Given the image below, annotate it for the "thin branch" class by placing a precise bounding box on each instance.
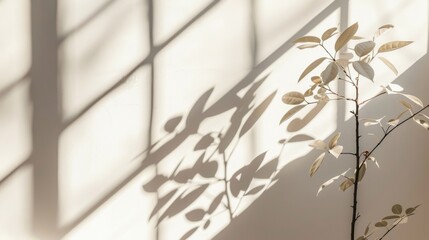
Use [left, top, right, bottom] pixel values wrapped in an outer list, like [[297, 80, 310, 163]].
[[378, 217, 405, 240], [359, 91, 387, 105], [360, 104, 429, 168]]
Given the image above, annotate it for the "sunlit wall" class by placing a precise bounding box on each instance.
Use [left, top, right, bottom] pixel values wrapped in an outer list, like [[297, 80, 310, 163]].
[[0, 0, 427, 239]]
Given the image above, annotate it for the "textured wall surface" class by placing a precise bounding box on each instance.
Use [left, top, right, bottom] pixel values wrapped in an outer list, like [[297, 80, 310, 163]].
[[0, 0, 427, 239]]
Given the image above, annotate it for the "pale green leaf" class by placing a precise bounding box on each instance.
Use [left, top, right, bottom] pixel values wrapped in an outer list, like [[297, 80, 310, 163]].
[[317, 168, 350, 196], [400, 93, 423, 107], [339, 178, 354, 191], [309, 140, 327, 150]]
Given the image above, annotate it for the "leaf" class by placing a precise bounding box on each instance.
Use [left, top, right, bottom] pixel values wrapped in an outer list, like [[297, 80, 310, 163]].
[[328, 132, 341, 149], [375, 221, 388, 227], [309, 152, 326, 177], [309, 140, 327, 150], [356, 236, 366, 240], [329, 145, 343, 159], [400, 93, 423, 107], [361, 117, 384, 126], [180, 227, 198, 240], [297, 43, 319, 49], [298, 58, 326, 81], [339, 52, 354, 60], [354, 41, 376, 57], [255, 157, 279, 178], [240, 91, 276, 137], [387, 83, 403, 92], [311, 76, 322, 84], [207, 193, 224, 214], [383, 215, 401, 220], [194, 134, 215, 150], [375, 24, 394, 37], [392, 204, 403, 214], [367, 156, 380, 168], [358, 162, 367, 182], [149, 189, 178, 219], [378, 41, 413, 53], [282, 92, 305, 105], [322, 27, 337, 41], [387, 118, 399, 126], [294, 36, 320, 43], [143, 175, 169, 192], [365, 223, 370, 235], [335, 22, 359, 52], [352, 61, 374, 81], [400, 100, 412, 109], [199, 161, 218, 178], [339, 178, 354, 191], [378, 57, 398, 75], [280, 105, 306, 124], [406, 204, 421, 215], [203, 219, 211, 229], [245, 185, 265, 196], [164, 116, 183, 133], [185, 209, 206, 221], [414, 117, 429, 130], [394, 217, 408, 225], [321, 62, 339, 84], [317, 168, 350, 196]]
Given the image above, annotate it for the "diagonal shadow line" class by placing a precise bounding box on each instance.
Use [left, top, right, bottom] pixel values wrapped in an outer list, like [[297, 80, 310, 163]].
[[0, 160, 30, 186], [59, 0, 342, 235], [58, 0, 119, 44], [62, 0, 222, 130], [0, 71, 30, 99]]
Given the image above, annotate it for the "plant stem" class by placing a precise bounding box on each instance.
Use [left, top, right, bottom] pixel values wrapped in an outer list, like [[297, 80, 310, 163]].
[[222, 152, 233, 220], [378, 217, 405, 240], [351, 77, 360, 240]]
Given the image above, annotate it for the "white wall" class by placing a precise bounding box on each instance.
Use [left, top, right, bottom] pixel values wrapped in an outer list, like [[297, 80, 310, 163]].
[[0, 0, 427, 239]]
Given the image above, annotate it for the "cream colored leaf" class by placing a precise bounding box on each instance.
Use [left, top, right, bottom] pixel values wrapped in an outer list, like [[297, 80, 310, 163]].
[[388, 83, 403, 92], [378, 41, 413, 53], [358, 162, 367, 182], [339, 52, 354, 60], [400, 93, 423, 107], [329, 145, 343, 159], [352, 61, 374, 81], [378, 56, 398, 75], [294, 36, 321, 43], [317, 168, 350, 196], [361, 117, 384, 126], [321, 62, 339, 84], [311, 76, 322, 84], [368, 156, 380, 168], [309, 140, 327, 150], [351, 36, 365, 40], [309, 152, 325, 177], [304, 88, 313, 97], [328, 132, 341, 149], [354, 41, 376, 57], [400, 100, 412, 109], [414, 117, 429, 130], [297, 43, 319, 49], [387, 118, 399, 126], [282, 92, 305, 105], [339, 178, 354, 191], [335, 22, 359, 52], [322, 27, 337, 41], [375, 24, 394, 37], [298, 58, 326, 81], [394, 217, 408, 225], [279, 105, 305, 124]]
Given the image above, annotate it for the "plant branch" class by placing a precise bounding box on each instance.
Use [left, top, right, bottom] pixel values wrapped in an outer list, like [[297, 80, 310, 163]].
[[351, 77, 360, 240], [378, 217, 405, 240], [359, 91, 387, 105], [222, 152, 233, 220], [360, 104, 429, 168]]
